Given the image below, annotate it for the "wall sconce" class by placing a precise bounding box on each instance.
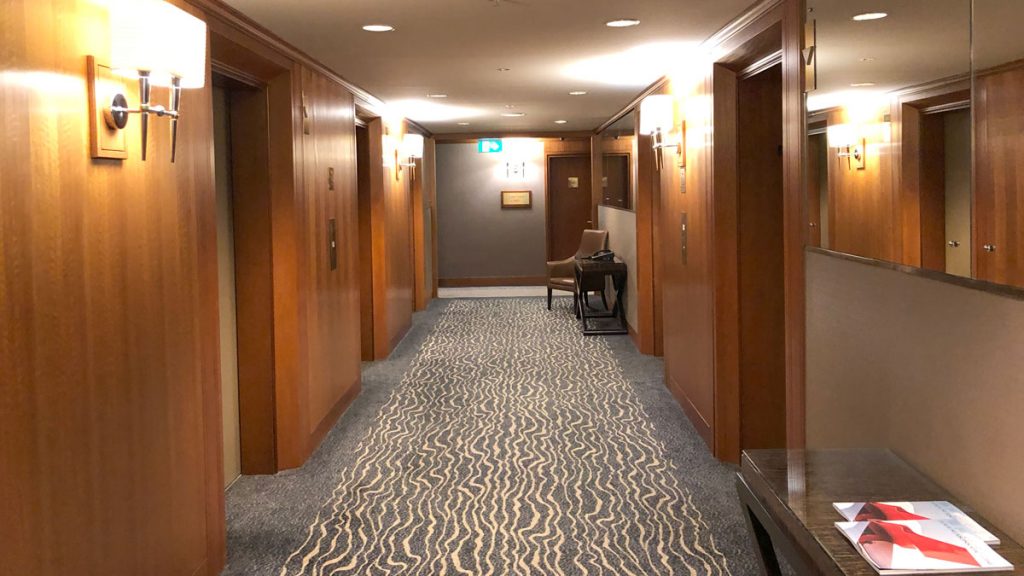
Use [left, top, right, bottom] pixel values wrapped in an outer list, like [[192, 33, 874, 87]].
[[397, 133, 424, 180], [640, 94, 686, 172], [827, 121, 890, 171], [89, 0, 207, 162]]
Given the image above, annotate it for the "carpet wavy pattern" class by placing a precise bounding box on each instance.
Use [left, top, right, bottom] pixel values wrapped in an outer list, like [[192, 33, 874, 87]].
[[280, 299, 733, 576]]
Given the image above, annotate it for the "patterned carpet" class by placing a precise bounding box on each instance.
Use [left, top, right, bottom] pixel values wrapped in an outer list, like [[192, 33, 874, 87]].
[[277, 299, 733, 576]]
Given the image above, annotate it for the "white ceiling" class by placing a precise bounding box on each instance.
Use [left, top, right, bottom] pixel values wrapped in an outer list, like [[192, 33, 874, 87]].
[[222, 0, 752, 134]]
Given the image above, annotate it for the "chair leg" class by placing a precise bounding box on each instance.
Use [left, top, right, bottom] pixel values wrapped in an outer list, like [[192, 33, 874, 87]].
[[547, 287, 553, 310], [600, 290, 609, 310]]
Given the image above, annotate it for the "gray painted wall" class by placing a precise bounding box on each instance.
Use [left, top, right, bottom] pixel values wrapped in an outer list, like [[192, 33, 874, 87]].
[[805, 249, 1024, 544], [436, 142, 547, 280], [598, 205, 638, 330]]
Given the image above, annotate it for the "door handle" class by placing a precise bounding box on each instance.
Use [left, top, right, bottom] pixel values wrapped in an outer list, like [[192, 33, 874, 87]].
[[983, 244, 997, 253], [948, 240, 960, 248]]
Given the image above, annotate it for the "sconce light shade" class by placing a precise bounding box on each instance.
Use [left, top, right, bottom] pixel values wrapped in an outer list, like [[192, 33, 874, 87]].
[[639, 94, 674, 136], [109, 0, 207, 89], [401, 133, 425, 159], [826, 123, 857, 148]]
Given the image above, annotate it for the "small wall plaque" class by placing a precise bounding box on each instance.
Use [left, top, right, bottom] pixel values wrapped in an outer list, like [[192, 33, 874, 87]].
[[501, 190, 532, 209]]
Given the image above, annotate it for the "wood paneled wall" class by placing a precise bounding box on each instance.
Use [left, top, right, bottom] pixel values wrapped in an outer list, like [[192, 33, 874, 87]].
[[205, 9, 363, 472], [825, 105, 898, 262], [0, 1, 223, 573], [365, 118, 415, 359], [3, 0, 376, 572], [657, 0, 806, 460], [296, 66, 362, 452]]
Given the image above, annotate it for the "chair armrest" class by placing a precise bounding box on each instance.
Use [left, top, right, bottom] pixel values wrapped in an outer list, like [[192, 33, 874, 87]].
[[546, 257, 576, 279]]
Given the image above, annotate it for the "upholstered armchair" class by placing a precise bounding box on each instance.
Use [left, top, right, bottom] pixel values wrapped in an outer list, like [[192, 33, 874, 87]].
[[546, 229, 609, 311]]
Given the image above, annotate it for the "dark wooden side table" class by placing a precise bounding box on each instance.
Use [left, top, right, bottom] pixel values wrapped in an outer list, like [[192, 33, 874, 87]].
[[737, 449, 1024, 576], [574, 257, 627, 335]]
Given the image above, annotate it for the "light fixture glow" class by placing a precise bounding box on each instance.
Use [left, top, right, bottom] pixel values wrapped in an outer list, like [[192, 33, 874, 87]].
[[387, 99, 483, 122], [497, 67, 511, 72], [569, 90, 588, 96], [606, 18, 641, 28], [639, 94, 684, 171], [427, 93, 448, 99], [109, 0, 206, 88], [501, 112, 526, 117], [401, 133, 425, 159], [850, 82, 876, 87], [362, 24, 395, 32], [554, 120, 568, 124], [852, 12, 887, 21], [457, 122, 471, 126], [102, 0, 207, 162], [505, 104, 516, 109], [563, 41, 698, 88]]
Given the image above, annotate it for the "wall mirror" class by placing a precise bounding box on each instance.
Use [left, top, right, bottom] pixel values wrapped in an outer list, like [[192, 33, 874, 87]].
[[805, 0, 1024, 290], [600, 111, 636, 210]]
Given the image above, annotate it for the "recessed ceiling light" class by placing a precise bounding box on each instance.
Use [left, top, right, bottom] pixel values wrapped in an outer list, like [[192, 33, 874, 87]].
[[606, 18, 641, 28], [427, 93, 448, 99], [569, 90, 588, 96], [497, 67, 511, 72], [850, 82, 876, 87], [554, 120, 568, 124], [457, 122, 471, 126], [505, 104, 516, 109], [501, 112, 526, 117], [362, 24, 395, 32], [852, 12, 887, 21], [859, 57, 876, 62]]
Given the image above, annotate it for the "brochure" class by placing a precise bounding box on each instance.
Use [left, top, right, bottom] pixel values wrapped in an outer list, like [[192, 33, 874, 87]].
[[834, 501, 1000, 545], [836, 519, 1013, 574]]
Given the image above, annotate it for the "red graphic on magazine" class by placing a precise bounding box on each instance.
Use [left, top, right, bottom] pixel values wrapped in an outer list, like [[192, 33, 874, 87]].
[[855, 502, 930, 522], [859, 521, 981, 567]]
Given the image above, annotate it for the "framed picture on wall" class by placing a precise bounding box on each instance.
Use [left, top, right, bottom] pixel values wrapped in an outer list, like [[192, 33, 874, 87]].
[[501, 190, 532, 209]]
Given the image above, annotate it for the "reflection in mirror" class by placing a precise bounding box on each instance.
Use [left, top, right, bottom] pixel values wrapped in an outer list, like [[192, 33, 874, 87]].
[[806, 0, 976, 281], [973, 0, 1024, 288], [600, 111, 636, 210]]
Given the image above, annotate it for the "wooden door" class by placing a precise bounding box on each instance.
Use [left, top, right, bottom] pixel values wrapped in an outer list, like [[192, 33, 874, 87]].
[[975, 66, 1024, 287], [356, 125, 374, 361], [547, 155, 593, 260], [736, 64, 786, 452]]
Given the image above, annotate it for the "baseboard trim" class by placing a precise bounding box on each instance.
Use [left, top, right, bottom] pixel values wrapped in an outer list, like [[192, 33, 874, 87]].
[[439, 276, 546, 288], [666, 373, 713, 451], [307, 379, 361, 462]]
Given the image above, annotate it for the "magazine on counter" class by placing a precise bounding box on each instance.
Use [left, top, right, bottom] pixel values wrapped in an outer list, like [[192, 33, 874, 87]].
[[836, 519, 1013, 574], [834, 501, 1000, 545]]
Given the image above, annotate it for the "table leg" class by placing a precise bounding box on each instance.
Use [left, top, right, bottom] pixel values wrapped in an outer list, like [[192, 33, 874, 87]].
[[736, 475, 784, 576]]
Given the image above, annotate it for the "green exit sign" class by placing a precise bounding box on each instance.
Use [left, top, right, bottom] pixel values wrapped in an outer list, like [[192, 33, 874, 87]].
[[478, 139, 504, 154]]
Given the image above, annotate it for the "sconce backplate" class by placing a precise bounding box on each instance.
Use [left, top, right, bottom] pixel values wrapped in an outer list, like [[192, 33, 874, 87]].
[[87, 56, 129, 160]]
